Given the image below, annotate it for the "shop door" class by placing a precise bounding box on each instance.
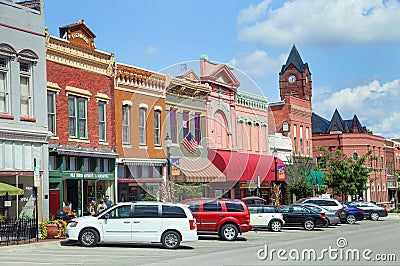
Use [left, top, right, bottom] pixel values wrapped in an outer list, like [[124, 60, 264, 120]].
[[49, 190, 60, 217]]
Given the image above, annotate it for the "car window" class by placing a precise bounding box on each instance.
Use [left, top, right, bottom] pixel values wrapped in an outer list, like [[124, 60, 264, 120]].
[[263, 207, 277, 213], [225, 202, 244, 212], [305, 200, 316, 204], [133, 205, 159, 218], [307, 205, 322, 212], [279, 206, 291, 213], [203, 201, 222, 212], [248, 207, 259, 214], [108, 205, 131, 219], [187, 202, 200, 212], [293, 206, 306, 213], [161, 205, 187, 218]]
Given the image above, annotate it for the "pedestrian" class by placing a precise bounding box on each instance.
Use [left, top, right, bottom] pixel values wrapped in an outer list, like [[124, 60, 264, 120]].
[[97, 199, 107, 212], [87, 200, 96, 216], [105, 195, 113, 208]]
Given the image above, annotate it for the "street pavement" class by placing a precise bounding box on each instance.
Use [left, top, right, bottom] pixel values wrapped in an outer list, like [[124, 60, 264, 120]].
[[0, 215, 399, 266]]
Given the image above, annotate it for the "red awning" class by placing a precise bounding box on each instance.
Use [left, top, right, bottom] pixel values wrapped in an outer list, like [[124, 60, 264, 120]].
[[208, 150, 286, 182]]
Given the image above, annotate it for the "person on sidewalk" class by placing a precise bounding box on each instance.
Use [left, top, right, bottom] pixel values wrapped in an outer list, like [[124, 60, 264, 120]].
[[97, 199, 107, 212], [105, 196, 113, 208]]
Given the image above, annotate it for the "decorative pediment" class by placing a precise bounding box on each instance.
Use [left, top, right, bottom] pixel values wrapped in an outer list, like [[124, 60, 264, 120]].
[[210, 64, 240, 88], [0, 43, 17, 58], [18, 49, 39, 62], [60, 20, 96, 50], [178, 70, 200, 83]]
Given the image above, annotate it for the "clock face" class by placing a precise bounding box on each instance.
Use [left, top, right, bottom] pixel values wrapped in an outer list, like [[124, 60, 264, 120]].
[[288, 75, 296, 83]]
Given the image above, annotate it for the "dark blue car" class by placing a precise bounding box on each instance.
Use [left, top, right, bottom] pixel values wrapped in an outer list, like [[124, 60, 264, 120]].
[[341, 203, 364, 224]]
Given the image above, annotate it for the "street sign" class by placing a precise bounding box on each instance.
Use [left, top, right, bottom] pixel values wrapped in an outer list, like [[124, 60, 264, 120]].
[[34, 166, 40, 187]]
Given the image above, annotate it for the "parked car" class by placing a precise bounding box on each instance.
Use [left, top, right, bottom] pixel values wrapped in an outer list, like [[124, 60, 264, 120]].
[[278, 204, 328, 230], [65, 202, 198, 249], [347, 201, 388, 221], [299, 203, 340, 225], [183, 198, 252, 241], [297, 197, 346, 220], [341, 202, 364, 224], [247, 205, 285, 232]]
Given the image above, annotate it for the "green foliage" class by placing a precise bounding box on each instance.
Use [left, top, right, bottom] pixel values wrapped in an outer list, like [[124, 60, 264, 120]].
[[0, 215, 5, 222], [39, 219, 67, 239], [175, 182, 207, 201], [286, 156, 313, 199], [318, 147, 373, 201]]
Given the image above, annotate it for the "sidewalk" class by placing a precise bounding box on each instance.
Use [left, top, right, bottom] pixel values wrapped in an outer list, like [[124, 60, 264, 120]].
[[387, 212, 400, 219], [0, 236, 65, 248]]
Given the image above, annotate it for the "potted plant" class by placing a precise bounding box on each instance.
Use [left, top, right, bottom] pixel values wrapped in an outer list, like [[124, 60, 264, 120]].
[[39, 219, 67, 239]]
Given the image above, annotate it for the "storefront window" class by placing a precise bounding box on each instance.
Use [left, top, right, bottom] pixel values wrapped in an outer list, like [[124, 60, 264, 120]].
[[84, 158, 90, 172]]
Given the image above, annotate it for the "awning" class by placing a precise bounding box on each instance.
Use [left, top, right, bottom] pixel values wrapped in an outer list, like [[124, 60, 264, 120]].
[[119, 158, 167, 166], [208, 150, 286, 182], [56, 148, 119, 159], [305, 170, 326, 186], [179, 157, 226, 182]]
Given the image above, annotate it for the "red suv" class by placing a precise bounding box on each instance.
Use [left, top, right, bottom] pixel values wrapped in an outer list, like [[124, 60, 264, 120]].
[[183, 198, 252, 241]]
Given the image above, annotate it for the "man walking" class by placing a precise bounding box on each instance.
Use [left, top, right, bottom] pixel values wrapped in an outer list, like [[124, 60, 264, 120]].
[[105, 195, 113, 208]]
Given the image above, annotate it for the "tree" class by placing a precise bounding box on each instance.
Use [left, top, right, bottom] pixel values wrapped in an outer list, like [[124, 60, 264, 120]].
[[318, 147, 374, 202], [286, 156, 313, 201]]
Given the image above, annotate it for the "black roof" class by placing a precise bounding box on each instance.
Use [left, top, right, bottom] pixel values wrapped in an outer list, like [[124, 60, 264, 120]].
[[312, 109, 367, 134], [280, 45, 307, 74]]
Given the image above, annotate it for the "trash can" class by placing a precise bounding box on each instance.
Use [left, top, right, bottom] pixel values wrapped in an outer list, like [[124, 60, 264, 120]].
[[55, 210, 68, 221]]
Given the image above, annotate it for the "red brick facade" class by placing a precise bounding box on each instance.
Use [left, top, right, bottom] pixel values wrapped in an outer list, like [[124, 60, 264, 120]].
[[47, 61, 115, 149]]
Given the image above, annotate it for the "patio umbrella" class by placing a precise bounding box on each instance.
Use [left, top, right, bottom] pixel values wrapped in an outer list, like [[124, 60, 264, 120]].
[[0, 182, 24, 196]]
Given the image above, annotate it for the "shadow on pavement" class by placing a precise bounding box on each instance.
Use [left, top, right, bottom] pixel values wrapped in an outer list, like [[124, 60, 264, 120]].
[[60, 240, 194, 250]]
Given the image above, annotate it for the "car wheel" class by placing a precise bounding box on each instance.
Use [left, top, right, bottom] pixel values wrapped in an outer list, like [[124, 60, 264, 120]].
[[346, 214, 356, 224], [161, 230, 181, 249], [270, 220, 282, 232], [79, 228, 98, 247], [370, 212, 379, 221], [304, 220, 315, 231], [220, 224, 238, 241]]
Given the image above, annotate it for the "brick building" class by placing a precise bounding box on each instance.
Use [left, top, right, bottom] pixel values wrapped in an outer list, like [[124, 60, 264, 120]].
[[312, 109, 388, 203], [270, 45, 313, 160], [46, 20, 118, 217], [114, 63, 167, 202]]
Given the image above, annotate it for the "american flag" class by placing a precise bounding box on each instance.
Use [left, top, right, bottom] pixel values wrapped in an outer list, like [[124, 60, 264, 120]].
[[181, 132, 198, 154]]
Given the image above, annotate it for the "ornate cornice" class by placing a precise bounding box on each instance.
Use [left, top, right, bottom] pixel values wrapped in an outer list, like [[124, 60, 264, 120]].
[[116, 63, 165, 90], [236, 90, 268, 110], [45, 33, 114, 76], [166, 74, 211, 98], [0, 128, 52, 143]]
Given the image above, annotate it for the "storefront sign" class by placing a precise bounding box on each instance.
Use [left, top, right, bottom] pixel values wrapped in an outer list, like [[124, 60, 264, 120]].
[[68, 173, 114, 180], [34, 166, 40, 187], [278, 165, 285, 180], [4, 201, 11, 207]]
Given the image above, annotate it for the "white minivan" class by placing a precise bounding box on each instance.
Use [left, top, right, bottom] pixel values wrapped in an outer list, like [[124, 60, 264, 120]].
[[65, 202, 198, 249]]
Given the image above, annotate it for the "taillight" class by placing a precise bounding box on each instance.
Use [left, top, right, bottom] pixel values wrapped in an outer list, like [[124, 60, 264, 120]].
[[320, 214, 326, 220], [384, 207, 387, 212], [189, 219, 196, 230], [335, 211, 339, 217], [342, 207, 345, 211], [357, 209, 364, 214]]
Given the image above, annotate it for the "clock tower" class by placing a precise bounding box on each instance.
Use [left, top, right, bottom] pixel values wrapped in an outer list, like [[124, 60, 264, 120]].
[[279, 45, 312, 101]]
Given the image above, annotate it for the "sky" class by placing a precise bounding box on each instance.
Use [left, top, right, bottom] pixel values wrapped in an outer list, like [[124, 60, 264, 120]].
[[43, 0, 400, 139]]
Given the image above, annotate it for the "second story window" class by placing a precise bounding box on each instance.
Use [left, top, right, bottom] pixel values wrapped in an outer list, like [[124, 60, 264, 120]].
[[170, 109, 177, 143], [68, 96, 88, 139], [194, 114, 201, 144], [182, 111, 189, 138], [154, 110, 161, 145], [20, 62, 32, 117], [47, 91, 56, 135], [139, 107, 146, 145], [122, 105, 130, 144], [98, 101, 106, 142], [0, 57, 9, 113]]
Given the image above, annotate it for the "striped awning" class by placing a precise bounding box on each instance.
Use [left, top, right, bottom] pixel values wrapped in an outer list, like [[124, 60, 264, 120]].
[[119, 158, 167, 166], [180, 157, 226, 182]]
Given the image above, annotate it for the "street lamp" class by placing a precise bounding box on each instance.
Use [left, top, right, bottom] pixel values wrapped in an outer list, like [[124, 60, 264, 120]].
[[272, 148, 278, 184], [164, 134, 172, 181], [272, 148, 279, 206]]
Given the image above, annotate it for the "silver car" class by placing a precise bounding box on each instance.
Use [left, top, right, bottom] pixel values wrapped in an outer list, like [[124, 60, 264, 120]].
[[300, 203, 340, 225]]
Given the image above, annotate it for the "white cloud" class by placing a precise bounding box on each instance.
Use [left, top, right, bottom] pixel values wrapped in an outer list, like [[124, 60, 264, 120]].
[[313, 79, 400, 138], [237, 0, 272, 25], [238, 0, 400, 47], [144, 46, 158, 55], [229, 49, 286, 78]]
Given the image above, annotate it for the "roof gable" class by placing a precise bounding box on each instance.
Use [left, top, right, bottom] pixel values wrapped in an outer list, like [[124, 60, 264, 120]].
[[280, 45, 307, 74], [312, 112, 330, 134]]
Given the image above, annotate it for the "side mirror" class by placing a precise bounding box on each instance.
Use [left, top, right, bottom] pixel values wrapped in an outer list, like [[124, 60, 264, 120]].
[[102, 213, 109, 219]]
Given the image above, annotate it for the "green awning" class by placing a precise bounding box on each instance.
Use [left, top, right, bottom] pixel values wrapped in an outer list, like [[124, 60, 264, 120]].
[[305, 170, 326, 186], [0, 182, 24, 196]]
